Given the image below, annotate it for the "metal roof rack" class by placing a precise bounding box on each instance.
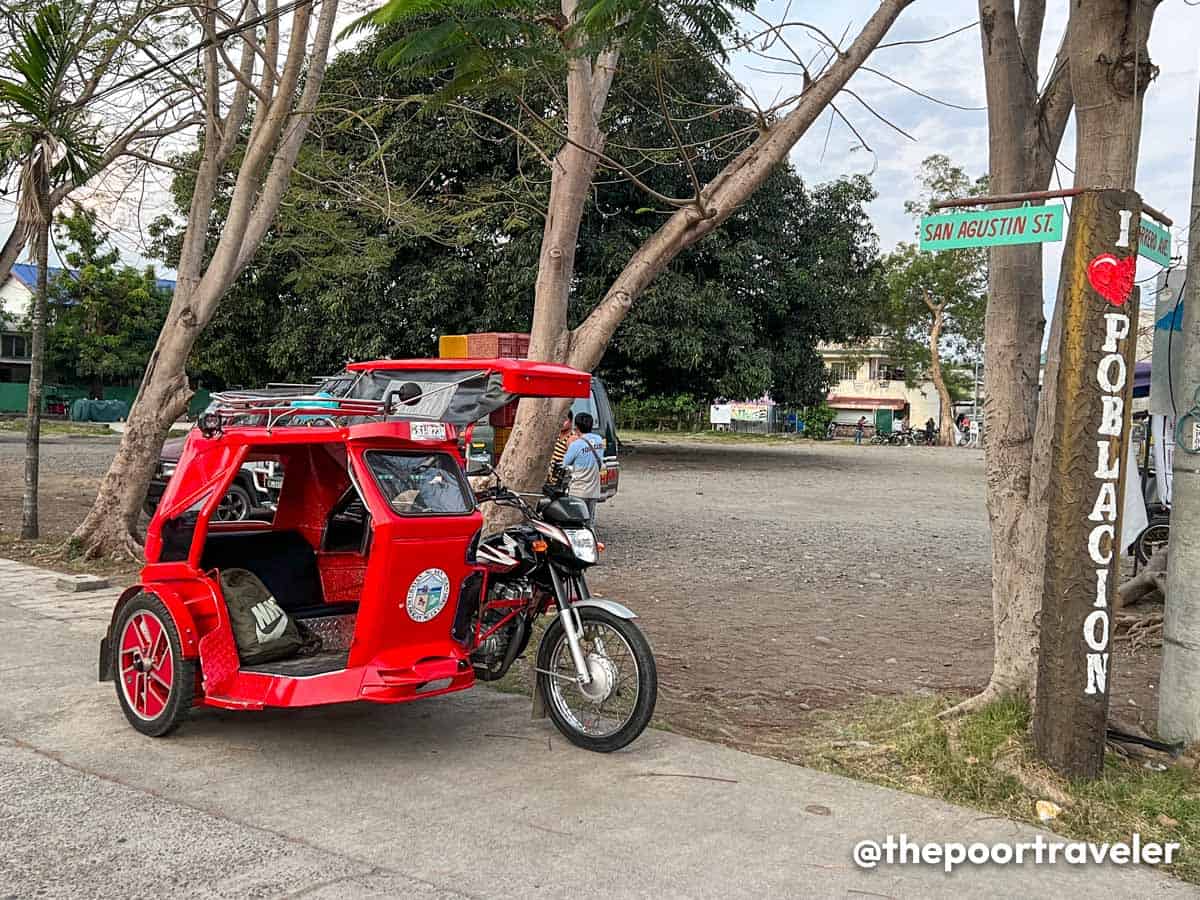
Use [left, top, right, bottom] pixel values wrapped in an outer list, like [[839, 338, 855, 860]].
[[203, 389, 386, 433]]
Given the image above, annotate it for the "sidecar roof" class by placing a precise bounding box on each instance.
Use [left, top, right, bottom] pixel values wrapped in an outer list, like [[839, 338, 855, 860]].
[[344, 357, 590, 398]]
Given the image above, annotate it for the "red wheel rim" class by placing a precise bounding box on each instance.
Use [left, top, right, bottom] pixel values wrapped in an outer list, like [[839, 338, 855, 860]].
[[118, 610, 175, 720]]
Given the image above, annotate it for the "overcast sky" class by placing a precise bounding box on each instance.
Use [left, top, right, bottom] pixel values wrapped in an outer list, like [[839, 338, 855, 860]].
[[3, 0, 1197, 322], [733, 0, 1198, 319]]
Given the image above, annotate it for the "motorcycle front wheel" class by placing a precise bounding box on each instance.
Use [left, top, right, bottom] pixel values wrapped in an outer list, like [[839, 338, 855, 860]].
[[537, 606, 657, 752]]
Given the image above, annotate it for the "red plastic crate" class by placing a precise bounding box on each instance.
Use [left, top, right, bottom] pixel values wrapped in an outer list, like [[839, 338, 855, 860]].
[[466, 332, 529, 359], [489, 400, 519, 427]]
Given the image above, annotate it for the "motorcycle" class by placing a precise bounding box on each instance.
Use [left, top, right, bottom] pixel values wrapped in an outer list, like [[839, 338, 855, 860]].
[[471, 464, 658, 752]]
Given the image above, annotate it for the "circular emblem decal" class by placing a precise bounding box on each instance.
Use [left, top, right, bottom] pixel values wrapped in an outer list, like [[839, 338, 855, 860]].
[[406, 568, 451, 623]]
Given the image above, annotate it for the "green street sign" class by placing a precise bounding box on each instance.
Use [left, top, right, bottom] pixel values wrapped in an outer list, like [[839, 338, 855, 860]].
[[919, 205, 1064, 251], [1137, 217, 1171, 266]]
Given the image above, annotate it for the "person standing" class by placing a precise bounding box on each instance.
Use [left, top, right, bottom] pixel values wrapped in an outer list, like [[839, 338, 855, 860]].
[[855, 416, 866, 445], [968, 417, 981, 448], [924, 417, 935, 444], [549, 410, 574, 476], [563, 412, 604, 525]]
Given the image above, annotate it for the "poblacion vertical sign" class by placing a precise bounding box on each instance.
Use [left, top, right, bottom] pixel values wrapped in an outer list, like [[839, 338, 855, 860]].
[[1032, 189, 1142, 779]]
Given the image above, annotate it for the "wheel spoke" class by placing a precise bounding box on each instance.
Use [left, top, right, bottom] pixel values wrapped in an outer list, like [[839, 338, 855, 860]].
[[135, 615, 153, 655], [151, 630, 170, 669], [546, 619, 640, 739], [148, 671, 172, 699]]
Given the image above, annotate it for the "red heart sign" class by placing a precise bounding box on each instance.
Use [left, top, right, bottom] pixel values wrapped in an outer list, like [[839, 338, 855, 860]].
[[1087, 253, 1136, 306]]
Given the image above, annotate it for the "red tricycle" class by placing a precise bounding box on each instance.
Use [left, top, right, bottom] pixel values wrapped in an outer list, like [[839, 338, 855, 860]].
[[99, 358, 657, 752]]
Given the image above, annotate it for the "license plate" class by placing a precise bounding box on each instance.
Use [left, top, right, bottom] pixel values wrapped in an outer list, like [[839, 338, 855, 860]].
[[411, 422, 447, 441], [267, 476, 283, 489]]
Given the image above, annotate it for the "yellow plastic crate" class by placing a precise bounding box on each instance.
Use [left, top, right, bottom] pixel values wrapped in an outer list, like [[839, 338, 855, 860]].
[[439, 334, 468, 358]]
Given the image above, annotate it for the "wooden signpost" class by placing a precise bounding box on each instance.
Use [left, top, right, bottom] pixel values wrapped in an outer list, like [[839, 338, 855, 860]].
[[1030, 189, 1143, 778], [923, 187, 1167, 778]]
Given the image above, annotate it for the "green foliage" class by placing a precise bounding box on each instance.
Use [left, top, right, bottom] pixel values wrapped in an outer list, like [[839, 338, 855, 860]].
[[614, 394, 703, 430], [883, 155, 987, 386], [154, 25, 884, 402], [45, 209, 170, 389], [358, 0, 754, 100], [0, 2, 101, 190], [798, 403, 835, 437]]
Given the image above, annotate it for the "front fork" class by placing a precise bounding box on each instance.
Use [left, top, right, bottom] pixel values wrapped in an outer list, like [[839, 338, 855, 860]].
[[547, 565, 592, 686]]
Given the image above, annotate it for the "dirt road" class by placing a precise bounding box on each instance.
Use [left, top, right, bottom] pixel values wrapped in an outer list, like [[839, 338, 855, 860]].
[[0, 432, 1162, 755]]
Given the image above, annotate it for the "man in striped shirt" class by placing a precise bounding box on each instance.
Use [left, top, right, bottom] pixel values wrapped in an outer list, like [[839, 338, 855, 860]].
[[549, 411, 575, 476]]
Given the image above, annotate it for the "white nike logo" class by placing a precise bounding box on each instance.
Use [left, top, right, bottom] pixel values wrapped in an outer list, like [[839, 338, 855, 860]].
[[255, 615, 287, 643], [250, 598, 288, 643]]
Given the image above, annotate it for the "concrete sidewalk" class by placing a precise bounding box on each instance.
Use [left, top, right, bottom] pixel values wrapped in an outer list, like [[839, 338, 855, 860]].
[[0, 556, 1193, 899]]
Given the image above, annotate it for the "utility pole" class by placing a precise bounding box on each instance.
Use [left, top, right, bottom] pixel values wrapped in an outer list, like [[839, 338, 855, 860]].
[[1159, 83, 1200, 743]]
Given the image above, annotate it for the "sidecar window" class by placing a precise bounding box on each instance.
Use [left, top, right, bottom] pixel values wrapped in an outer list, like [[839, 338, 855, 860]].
[[365, 451, 474, 516]]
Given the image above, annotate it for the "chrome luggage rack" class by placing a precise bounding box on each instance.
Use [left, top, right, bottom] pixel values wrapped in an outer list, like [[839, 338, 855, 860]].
[[202, 389, 386, 434]]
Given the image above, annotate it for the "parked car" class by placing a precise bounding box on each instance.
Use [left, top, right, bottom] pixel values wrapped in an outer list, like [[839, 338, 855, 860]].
[[144, 436, 281, 521]]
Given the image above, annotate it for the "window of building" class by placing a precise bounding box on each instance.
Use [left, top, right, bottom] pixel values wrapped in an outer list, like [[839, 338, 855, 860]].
[[1, 334, 29, 359], [828, 361, 853, 382]]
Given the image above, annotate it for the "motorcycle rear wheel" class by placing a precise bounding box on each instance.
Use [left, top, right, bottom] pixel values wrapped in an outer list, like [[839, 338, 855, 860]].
[[537, 607, 657, 752]]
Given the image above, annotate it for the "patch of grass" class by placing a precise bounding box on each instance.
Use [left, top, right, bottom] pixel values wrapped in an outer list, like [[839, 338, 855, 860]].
[[0, 533, 141, 582], [793, 694, 1200, 882], [0, 419, 115, 437]]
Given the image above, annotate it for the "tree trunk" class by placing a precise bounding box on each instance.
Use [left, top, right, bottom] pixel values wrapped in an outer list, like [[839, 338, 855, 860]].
[[21, 210, 49, 540], [496, 0, 916, 496], [69, 304, 198, 558], [69, 0, 341, 558], [923, 295, 956, 446], [1024, 1, 1157, 756], [948, 0, 1158, 719], [940, 1, 1074, 717], [494, 3, 618, 504]]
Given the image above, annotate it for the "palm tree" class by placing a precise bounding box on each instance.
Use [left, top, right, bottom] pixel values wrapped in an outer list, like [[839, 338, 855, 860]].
[[0, 1, 100, 538]]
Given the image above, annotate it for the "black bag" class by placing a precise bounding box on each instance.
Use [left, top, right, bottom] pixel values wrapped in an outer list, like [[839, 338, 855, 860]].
[[220, 568, 305, 665]]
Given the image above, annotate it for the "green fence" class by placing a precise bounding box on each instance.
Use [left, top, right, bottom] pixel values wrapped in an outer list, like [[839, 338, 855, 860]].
[[0, 382, 211, 417]]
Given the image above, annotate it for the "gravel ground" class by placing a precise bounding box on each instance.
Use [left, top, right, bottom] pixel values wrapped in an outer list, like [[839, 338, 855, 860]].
[[0, 431, 1163, 750]]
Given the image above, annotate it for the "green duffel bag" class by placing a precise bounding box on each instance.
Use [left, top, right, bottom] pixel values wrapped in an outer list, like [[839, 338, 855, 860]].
[[219, 568, 305, 665]]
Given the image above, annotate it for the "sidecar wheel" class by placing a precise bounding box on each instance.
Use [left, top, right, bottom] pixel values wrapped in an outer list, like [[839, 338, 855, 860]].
[[537, 607, 657, 753], [113, 594, 195, 737]]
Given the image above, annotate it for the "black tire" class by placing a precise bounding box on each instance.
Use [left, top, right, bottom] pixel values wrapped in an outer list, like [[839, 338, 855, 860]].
[[1135, 517, 1171, 566], [215, 483, 253, 521], [537, 607, 657, 753], [112, 594, 196, 737]]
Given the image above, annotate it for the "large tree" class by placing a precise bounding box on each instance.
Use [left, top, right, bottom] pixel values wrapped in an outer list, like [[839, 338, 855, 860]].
[[71, 0, 343, 558], [156, 27, 884, 406], [46, 208, 171, 395], [366, 0, 916, 501], [951, 0, 1160, 716], [883, 156, 987, 445], [0, 0, 203, 539], [882, 242, 984, 444]]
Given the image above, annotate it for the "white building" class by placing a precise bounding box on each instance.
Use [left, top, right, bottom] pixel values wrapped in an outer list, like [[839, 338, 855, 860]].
[[0, 264, 38, 382], [819, 338, 943, 434]]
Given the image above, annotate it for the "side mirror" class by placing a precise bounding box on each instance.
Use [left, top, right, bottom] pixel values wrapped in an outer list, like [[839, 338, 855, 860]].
[[385, 382, 423, 415]]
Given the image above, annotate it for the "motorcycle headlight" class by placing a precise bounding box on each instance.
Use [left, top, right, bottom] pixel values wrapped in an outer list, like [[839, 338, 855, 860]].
[[565, 528, 598, 564], [159, 461, 176, 480]]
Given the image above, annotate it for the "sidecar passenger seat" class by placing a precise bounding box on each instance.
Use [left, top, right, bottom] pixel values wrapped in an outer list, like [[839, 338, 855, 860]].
[[201, 530, 327, 614]]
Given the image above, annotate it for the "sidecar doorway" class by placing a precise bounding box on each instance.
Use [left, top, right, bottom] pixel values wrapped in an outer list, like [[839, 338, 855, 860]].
[[197, 440, 372, 674]]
